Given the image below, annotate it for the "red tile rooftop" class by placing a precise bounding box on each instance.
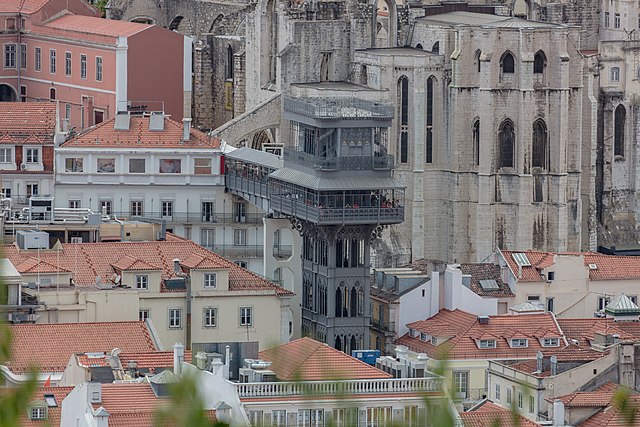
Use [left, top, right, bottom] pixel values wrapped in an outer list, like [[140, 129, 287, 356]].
[[259, 337, 392, 381], [548, 382, 621, 407], [61, 115, 220, 149], [557, 318, 640, 347], [578, 394, 640, 426], [397, 309, 565, 360], [460, 401, 541, 427], [3, 234, 293, 297], [118, 351, 192, 369], [18, 386, 74, 427], [7, 321, 156, 374], [44, 14, 151, 37]]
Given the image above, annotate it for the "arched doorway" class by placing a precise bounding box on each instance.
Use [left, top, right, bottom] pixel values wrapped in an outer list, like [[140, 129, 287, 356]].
[[0, 84, 17, 102]]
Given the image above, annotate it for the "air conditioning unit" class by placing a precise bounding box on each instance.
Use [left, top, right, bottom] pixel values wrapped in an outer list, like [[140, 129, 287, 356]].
[[20, 163, 26, 170]]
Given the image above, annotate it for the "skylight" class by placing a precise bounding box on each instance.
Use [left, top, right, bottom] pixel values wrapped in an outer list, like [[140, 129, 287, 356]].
[[479, 279, 499, 290], [512, 253, 531, 267], [44, 394, 57, 407]]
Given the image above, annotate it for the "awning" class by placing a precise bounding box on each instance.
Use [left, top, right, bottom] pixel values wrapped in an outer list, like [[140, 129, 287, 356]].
[[269, 167, 404, 191]]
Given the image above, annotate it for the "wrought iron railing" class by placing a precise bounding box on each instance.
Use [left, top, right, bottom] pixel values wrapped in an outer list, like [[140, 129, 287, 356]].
[[371, 319, 396, 334], [272, 245, 293, 258], [283, 149, 394, 170], [284, 97, 394, 120]]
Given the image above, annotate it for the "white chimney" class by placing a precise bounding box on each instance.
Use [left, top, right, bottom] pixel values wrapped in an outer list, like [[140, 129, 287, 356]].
[[553, 399, 565, 426], [182, 118, 192, 142], [173, 258, 181, 274], [550, 355, 558, 376], [173, 342, 185, 376], [223, 345, 231, 380], [536, 351, 543, 373]]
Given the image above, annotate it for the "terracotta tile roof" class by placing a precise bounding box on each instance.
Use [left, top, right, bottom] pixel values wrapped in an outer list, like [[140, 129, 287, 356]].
[[181, 253, 224, 270], [7, 321, 156, 374], [0, 0, 49, 14], [259, 337, 392, 381], [18, 386, 74, 427], [458, 263, 514, 297], [501, 249, 640, 282], [61, 115, 220, 149], [44, 14, 150, 38], [0, 102, 56, 145], [76, 353, 111, 368], [15, 257, 70, 273], [397, 309, 565, 360], [112, 255, 160, 271], [95, 383, 215, 426], [578, 394, 640, 426], [460, 401, 541, 427], [549, 382, 621, 407], [118, 351, 192, 369], [3, 235, 293, 296], [557, 318, 640, 346]]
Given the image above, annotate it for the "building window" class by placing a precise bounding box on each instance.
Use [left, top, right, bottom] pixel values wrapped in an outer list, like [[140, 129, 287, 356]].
[[136, 275, 148, 290], [49, 87, 56, 100], [30, 407, 46, 420], [201, 228, 215, 250], [49, 49, 56, 73], [611, 66, 621, 82], [129, 158, 145, 173], [431, 41, 440, 54], [100, 200, 112, 215], [204, 273, 216, 289], [139, 309, 149, 321], [501, 52, 515, 74], [240, 307, 252, 326], [506, 387, 512, 404], [366, 407, 391, 427], [532, 119, 548, 169], [272, 410, 287, 427], [169, 308, 182, 328], [478, 339, 496, 349], [542, 338, 560, 347], [6, 18, 15, 29], [97, 158, 115, 173], [225, 45, 234, 80], [248, 411, 263, 426], [475, 49, 482, 73], [26, 183, 38, 197], [605, 12, 610, 28], [495, 384, 501, 401], [20, 44, 26, 69], [65, 51, 71, 76], [26, 148, 39, 163], [34, 47, 41, 71], [615, 104, 626, 157], [518, 391, 523, 409], [298, 409, 324, 427], [202, 201, 214, 222], [398, 76, 409, 163], [453, 371, 469, 398], [161, 201, 173, 219], [473, 119, 480, 166], [426, 76, 434, 163], [499, 119, 515, 168], [4, 44, 16, 68], [65, 103, 71, 119], [598, 296, 611, 311], [64, 158, 83, 172], [96, 57, 103, 81], [234, 229, 247, 246], [204, 307, 217, 327], [234, 201, 247, 223], [194, 158, 212, 175], [0, 147, 11, 163], [404, 406, 418, 427], [235, 260, 247, 268], [159, 159, 181, 173], [511, 338, 528, 348], [615, 13, 621, 28], [533, 51, 546, 74], [529, 395, 535, 414], [68, 200, 80, 209], [547, 297, 555, 313], [130, 200, 143, 217], [80, 54, 87, 79], [20, 85, 26, 102]]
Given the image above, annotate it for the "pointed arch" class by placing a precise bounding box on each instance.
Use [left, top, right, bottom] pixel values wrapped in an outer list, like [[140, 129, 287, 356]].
[[350, 287, 358, 317], [416, 43, 423, 50], [473, 118, 480, 166], [499, 119, 515, 168], [398, 76, 409, 163], [335, 335, 342, 351], [350, 335, 357, 353], [431, 41, 440, 54], [209, 14, 224, 34], [475, 49, 482, 73], [532, 119, 548, 169], [335, 287, 343, 317], [225, 45, 234, 80], [426, 76, 435, 163], [501, 51, 515, 74], [533, 50, 546, 74], [615, 104, 626, 157]]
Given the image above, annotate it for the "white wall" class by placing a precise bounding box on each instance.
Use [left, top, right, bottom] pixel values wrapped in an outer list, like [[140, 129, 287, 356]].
[[444, 266, 498, 316]]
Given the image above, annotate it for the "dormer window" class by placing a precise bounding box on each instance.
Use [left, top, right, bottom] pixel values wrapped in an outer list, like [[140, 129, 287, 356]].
[[420, 333, 428, 342], [409, 329, 417, 338], [510, 338, 528, 348], [542, 338, 560, 347], [478, 339, 496, 349], [204, 273, 217, 289], [30, 406, 46, 420], [431, 336, 437, 345]]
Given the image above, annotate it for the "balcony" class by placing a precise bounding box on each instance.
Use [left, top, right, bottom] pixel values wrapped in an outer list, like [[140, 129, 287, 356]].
[[371, 319, 395, 335], [131, 212, 263, 225], [283, 149, 394, 171], [225, 175, 270, 199], [269, 197, 404, 225], [234, 376, 443, 398], [272, 245, 293, 259], [284, 97, 394, 121], [208, 244, 264, 258]]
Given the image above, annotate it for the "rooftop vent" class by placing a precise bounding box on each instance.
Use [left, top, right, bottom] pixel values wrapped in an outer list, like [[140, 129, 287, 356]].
[[478, 315, 490, 325], [114, 112, 130, 131], [479, 279, 499, 290], [149, 112, 164, 131], [512, 253, 531, 267]]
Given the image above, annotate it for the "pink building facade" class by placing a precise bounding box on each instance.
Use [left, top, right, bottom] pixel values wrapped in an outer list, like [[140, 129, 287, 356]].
[[0, 0, 191, 131]]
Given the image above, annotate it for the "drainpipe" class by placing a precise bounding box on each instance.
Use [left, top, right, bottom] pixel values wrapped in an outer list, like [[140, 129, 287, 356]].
[[113, 213, 124, 241]]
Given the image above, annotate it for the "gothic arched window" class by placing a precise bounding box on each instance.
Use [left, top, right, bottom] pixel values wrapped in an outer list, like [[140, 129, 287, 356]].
[[501, 52, 515, 74], [532, 119, 548, 169], [426, 76, 435, 163], [533, 51, 546, 74], [499, 119, 515, 168], [615, 105, 626, 157], [473, 119, 480, 166], [398, 76, 409, 163]]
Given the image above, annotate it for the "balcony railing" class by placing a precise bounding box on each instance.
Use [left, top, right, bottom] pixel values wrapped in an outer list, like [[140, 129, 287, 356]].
[[225, 175, 270, 199], [269, 197, 404, 225], [131, 212, 263, 225], [208, 244, 264, 258], [283, 150, 394, 170], [272, 245, 293, 258], [284, 97, 394, 120], [371, 319, 395, 334], [234, 377, 443, 398]]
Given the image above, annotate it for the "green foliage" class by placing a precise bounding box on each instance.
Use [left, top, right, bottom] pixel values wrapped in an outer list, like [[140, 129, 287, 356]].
[[614, 387, 638, 426], [94, 0, 108, 16]]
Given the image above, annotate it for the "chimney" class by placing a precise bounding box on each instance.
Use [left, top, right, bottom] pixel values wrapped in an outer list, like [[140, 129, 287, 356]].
[[536, 351, 543, 373], [182, 118, 192, 142], [87, 382, 102, 404], [173, 342, 185, 376], [553, 399, 565, 426], [195, 351, 208, 370], [478, 315, 489, 325], [223, 345, 231, 380], [173, 258, 181, 274], [550, 355, 558, 376]]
